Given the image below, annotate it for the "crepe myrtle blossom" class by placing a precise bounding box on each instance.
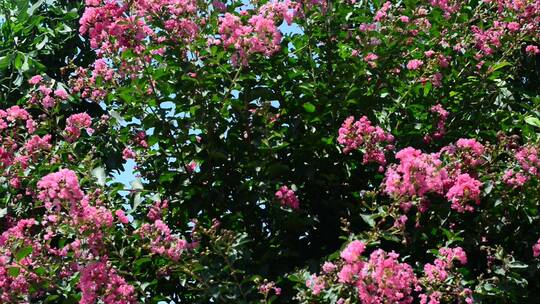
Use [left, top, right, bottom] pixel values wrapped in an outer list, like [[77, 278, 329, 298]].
[[65, 113, 94, 142], [275, 185, 300, 209], [533, 238, 540, 258], [337, 116, 394, 170]]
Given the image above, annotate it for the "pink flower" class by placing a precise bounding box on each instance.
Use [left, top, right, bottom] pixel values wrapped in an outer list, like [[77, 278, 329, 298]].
[[364, 53, 378, 62], [406, 59, 424, 70], [65, 113, 93, 141], [374, 1, 391, 22], [506, 22, 520, 32], [37, 169, 85, 210], [337, 116, 394, 167], [218, 9, 285, 66], [322, 262, 337, 273], [275, 185, 300, 209], [502, 169, 529, 187], [306, 274, 325, 295], [455, 138, 485, 167], [54, 89, 69, 99], [186, 161, 198, 173], [446, 174, 482, 213], [340, 240, 366, 263], [533, 238, 540, 257], [28, 75, 43, 85], [115, 210, 129, 224], [399, 16, 410, 23], [439, 247, 467, 265], [79, 260, 136, 304], [424, 50, 435, 57], [384, 147, 449, 201], [122, 148, 136, 160], [426, 104, 449, 140], [525, 45, 540, 55]]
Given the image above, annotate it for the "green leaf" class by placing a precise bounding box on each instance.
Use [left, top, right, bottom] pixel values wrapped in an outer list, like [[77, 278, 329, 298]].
[[490, 61, 511, 72], [0, 54, 12, 69], [360, 214, 375, 227], [7, 267, 20, 277], [28, 0, 45, 15], [15, 246, 33, 261], [302, 102, 316, 113], [524, 116, 540, 128]]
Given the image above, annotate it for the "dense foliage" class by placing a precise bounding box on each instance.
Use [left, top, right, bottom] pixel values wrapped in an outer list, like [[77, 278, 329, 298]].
[[0, 0, 539, 302]]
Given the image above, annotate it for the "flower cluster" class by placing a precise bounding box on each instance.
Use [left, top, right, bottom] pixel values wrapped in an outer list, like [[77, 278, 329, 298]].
[[217, 13, 281, 66], [79, 260, 136, 304], [37, 169, 85, 210], [306, 240, 419, 303], [445, 173, 482, 213], [533, 238, 540, 258], [275, 185, 300, 209], [65, 113, 94, 142], [425, 104, 449, 141], [0, 219, 42, 302], [337, 116, 394, 170], [300, 241, 475, 304], [136, 219, 191, 261], [217, 1, 298, 65], [384, 139, 484, 213], [420, 247, 472, 304], [503, 144, 540, 187], [28, 75, 69, 109], [0, 106, 36, 134], [259, 280, 282, 297]]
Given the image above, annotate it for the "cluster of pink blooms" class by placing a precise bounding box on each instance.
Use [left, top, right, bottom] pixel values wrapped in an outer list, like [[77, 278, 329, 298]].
[[218, 13, 281, 66], [133, 131, 149, 148], [454, 138, 485, 167], [25, 135, 52, 157], [37, 169, 85, 211], [135, 0, 198, 44], [27, 75, 69, 109], [445, 173, 482, 212], [374, 1, 392, 22], [429, 0, 460, 18], [305, 274, 326, 295], [79, 260, 136, 304], [420, 247, 473, 304], [217, 1, 298, 65], [337, 116, 394, 171], [275, 185, 300, 209], [136, 219, 192, 261], [305, 241, 475, 303], [423, 247, 467, 282], [384, 147, 448, 200], [0, 105, 36, 134], [122, 147, 137, 160], [425, 104, 449, 141], [470, 1, 540, 59], [65, 113, 94, 142], [503, 144, 540, 187], [406, 59, 424, 70], [0, 219, 40, 302], [259, 280, 282, 297], [533, 238, 540, 258], [0, 106, 43, 178], [307, 240, 419, 303], [384, 139, 485, 214], [70, 60, 114, 102], [80, 0, 152, 54]]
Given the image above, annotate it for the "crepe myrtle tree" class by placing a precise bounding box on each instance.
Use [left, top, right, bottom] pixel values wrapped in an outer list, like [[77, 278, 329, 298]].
[[0, 0, 540, 302]]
